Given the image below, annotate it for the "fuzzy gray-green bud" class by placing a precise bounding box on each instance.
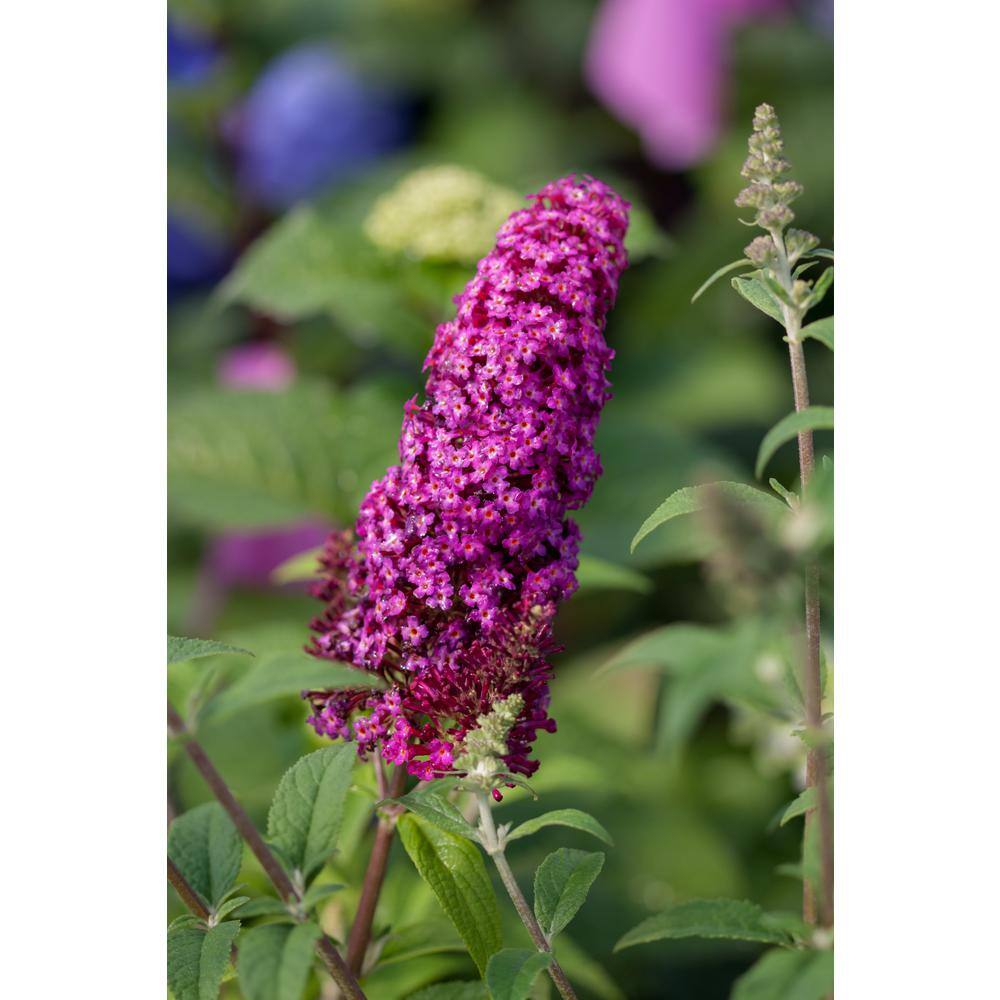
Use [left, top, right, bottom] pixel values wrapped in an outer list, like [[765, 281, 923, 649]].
[[744, 235, 777, 267], [736, 104, 802, 232], [785, 228, 820, 265], [452, 694, 525, 787]]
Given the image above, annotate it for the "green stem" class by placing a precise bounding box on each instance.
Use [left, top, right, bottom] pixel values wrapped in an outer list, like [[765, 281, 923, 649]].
[[768, 231, 834, 928], [475, 793, 578, 1000]]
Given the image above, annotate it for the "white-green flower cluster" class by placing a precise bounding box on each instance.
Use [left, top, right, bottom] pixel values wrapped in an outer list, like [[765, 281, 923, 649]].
[[364, 165, 522, 263], [452, 693, 525, 787]]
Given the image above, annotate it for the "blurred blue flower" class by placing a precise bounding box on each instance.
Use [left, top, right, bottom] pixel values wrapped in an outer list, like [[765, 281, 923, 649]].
[[167, 17, 219, 85], [227, 44, 407, 211], [167, 213, 230, 294]]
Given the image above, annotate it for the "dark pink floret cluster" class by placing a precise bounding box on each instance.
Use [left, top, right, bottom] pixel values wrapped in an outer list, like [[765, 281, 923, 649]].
[[304, 175, 629, 779]]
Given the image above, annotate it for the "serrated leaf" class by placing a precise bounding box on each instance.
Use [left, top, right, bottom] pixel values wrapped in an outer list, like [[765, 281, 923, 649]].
[[631, 482, 787, 553], [407, 983, 488, 1000], [575, 555, 652, 595], [485, 949, 554, 1000], [533, 849, 605, 942], [691, 258, 754, 303], [506, 809, 613, 847], [800, 316, 833, 350], [614, 899, 793, 951], [755, 407, 834, 479], [167, 921, 240, 1000], [203, 650, 383, 723], [168, 636, 252, 666], [271, 546, 324, 584], [237, 922, 321, 1000], [169, 803, 243, 910], [397, 813, 503, 975], [267, 745, 357, 880], [731, 947, 834, 1000], [391, 787, 479, 840], [780, 788, 818, 827], [731, 273, 784, 324]]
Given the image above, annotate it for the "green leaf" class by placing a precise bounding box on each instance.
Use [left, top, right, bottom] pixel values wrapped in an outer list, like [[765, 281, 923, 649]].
[[485, 949, 554, 1000], [614, 899, 793, 951], [301, 882, 344, 911], [691, 259, 754, 303], [168, 381, 399, 529], [768, 478, 799, 508], [267, 745, 357, 881], [631, 482, 787, 553], [731, 947, 834, 1000], [167, 921, 240, 1000], [168, 636, 252, 666], [805, 248, 834, 261], [755, 407, 834, 479], [213, 896, 250, 922], [575, 555, 652, 595], [271, 546, 324, 584], [203, 649, 383, 723], [552, 934, 625, 1000], [391, 786, 479, 840], [230, 896, 290, 918], [807, 267, 834, 310], [237, 922, 322, 1000], [506, 809, 614, 847], [407, 984, 488, 1000], [397, 813, 503, 975], [780, 788, 818, 826], [168, 803, 243, 910], [800, 316, 833, 350], [731, 273, 784, 324], [374, 919, 468, 969], [533, 849, 605, 942]]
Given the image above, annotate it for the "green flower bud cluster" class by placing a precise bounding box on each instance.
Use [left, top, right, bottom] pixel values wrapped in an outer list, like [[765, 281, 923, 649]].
[[736, 103, 806, 236], [364, 165, 522, 263], [452, 693, 525, 788]]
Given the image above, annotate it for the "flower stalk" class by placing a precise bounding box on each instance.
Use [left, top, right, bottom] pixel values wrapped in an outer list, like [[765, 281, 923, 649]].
[[737, 104, 833, 927], [166, 702, 367, 999], [474, 791, 578, 1000], [345, 762, 407, 975]]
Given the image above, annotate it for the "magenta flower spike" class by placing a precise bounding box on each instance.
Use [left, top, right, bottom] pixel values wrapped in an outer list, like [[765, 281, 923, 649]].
[[304, 175, 630, 782]]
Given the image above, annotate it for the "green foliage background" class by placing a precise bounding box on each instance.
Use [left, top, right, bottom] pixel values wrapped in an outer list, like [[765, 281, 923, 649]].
[[168, 2, 833, 997]]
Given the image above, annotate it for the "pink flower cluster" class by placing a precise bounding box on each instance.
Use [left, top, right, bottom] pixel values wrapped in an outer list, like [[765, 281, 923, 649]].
[[304, 175, 629, 779]]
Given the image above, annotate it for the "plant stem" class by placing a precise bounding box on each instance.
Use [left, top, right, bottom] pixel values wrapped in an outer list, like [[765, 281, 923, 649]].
[[770, 232, 834, 928], [166, 702, 367, 1000], [168, 856, 212, 921], [168, 857, 240, 964], [346, 763, 406, 975], [475, 793, 578, 1000]]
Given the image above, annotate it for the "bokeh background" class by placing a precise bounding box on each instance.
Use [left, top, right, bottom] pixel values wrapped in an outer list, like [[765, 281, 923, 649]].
[[167, 2, 833, 997]]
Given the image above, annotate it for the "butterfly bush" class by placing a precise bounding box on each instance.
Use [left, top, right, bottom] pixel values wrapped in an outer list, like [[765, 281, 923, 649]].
[[304, 175, 630, 782]]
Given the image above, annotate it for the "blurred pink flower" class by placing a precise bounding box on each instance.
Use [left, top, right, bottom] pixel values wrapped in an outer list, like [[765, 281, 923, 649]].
[[585, 0, 788, 169], [217, 341, 296, 391]]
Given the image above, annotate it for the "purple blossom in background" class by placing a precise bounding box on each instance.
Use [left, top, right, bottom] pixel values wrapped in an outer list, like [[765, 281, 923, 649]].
[[167, 17, 219, 86], [167, 213, 230, 294], [217, 342, 296, 392], [202, 345, 329, 593], [585, 0, 787, 169], [227, 44, 408, 211], [305, 176, 630, 781]]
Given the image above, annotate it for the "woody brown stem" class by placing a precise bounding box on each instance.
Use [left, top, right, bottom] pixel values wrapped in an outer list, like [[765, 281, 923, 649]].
[[167, 701, 366, 999], [346, 764, 407, 974]]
